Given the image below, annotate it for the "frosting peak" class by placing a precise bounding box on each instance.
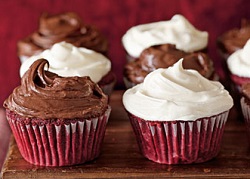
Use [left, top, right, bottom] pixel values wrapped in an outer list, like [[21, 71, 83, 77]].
[[122, 14, 208, 58], [4, 59, 108, 119], [123, 59, 233, 121], [227, 39, 250, 77]]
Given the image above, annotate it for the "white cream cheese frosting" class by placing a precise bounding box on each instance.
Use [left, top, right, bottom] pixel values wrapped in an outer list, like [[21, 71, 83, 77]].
[[122, 14, 208, 58], [227, 39, 250, 77], [20, 41, 111, 83], [123, 59, 233, 121]]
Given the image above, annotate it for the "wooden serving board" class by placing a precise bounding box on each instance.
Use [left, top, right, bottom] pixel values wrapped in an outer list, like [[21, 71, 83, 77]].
[[2, 90, 250, 178]]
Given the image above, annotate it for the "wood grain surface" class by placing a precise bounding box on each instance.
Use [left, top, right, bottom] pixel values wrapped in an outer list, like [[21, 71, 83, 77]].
[[1, 90, 250, 179]]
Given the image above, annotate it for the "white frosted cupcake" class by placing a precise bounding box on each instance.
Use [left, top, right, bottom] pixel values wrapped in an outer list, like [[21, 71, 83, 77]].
[[123, 59, 233, 164], [122, 14, 208, 61], [227, 39, 250, 91], [227, 39, 250, 111], [20, 41, 116, 95]]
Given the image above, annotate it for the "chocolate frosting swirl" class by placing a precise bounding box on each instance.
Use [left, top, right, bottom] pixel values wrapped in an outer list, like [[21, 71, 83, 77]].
[[124, 44, 215, 84], [4, 59, 108, 119], [17, 12, 108, 57], [217, 19, 250, 55]]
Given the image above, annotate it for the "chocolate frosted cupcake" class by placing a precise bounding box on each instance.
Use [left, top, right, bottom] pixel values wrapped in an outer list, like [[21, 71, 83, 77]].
[[3, 59, 111, 166], [18, 12, 108, 62], [123, 44, 217, 88], [217, 19, 250, 59], [122, 14, 208, 61], [123, 59, 233, 164], [20, 42, 116, 95]]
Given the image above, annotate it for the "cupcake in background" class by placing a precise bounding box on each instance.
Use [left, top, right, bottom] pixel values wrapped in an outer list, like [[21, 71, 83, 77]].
[[17, 12, 108, 63], [122, 14, 208, 61], [217, 19, 250, 60], [227, 39, 250, 91], [217, 19, 250, 88], [226, 39, 250, 114], [241, 83, 250, 143], [123, 43, 217, 88], [123, 59, 233, 164], [20, 41, 116, 95], [4, 59, 111, 166]]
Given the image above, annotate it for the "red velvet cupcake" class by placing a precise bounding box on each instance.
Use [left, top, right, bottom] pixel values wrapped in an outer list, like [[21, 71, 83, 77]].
[[225, 39, 250, 114], [123, 60, 233, 164], [4, 59, 111, 166]]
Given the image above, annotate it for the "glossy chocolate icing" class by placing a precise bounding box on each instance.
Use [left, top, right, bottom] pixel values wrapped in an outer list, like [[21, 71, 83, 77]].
[[124, 44, 215, 84], [17, 12, 108, 57], [217, 19, 250, 55], [4, 59, 108, 119]]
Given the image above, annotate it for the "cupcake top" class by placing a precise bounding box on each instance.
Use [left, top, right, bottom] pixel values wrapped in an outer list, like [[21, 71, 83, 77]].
[[227, 39, 250, 78], [122, 14, 208, 58], [123, 59, 233, 121], [124, 44, 215, 84], [4, 59, 108, 119], [20, 42, 111, 83], [217, 19, 250, 56], [17, 12, 108, 57]]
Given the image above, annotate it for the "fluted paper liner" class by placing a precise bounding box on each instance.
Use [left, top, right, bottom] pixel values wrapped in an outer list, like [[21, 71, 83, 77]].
[[241, 97, 250, 141], [127, 111, 229, 164], [6, 106, 111, 166]]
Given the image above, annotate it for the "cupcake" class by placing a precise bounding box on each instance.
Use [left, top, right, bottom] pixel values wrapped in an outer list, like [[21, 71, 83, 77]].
[[17, 12, 108, 63], [3, 59, 111, 166], [123, 59, 233, 164], [227, 39, 250, 91], [123, 44, 217, 88], [122, 14, 208, 61], [226, 39, 250, 114], [241, 83, 250, 142], [20, 41, 116, 95], [217, 19, 250, 89], [217, 19, 250, 60]]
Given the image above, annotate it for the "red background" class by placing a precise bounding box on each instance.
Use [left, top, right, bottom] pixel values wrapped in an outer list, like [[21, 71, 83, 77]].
[[1, 0, 250, 105]]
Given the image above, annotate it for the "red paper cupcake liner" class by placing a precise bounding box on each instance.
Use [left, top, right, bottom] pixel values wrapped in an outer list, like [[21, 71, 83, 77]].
[[127, 111, 229, 164], [6, 106, 111, 166], [241, 97, 250, 140], [229, 74, 249, 117], [230, 74, 250, 91]]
